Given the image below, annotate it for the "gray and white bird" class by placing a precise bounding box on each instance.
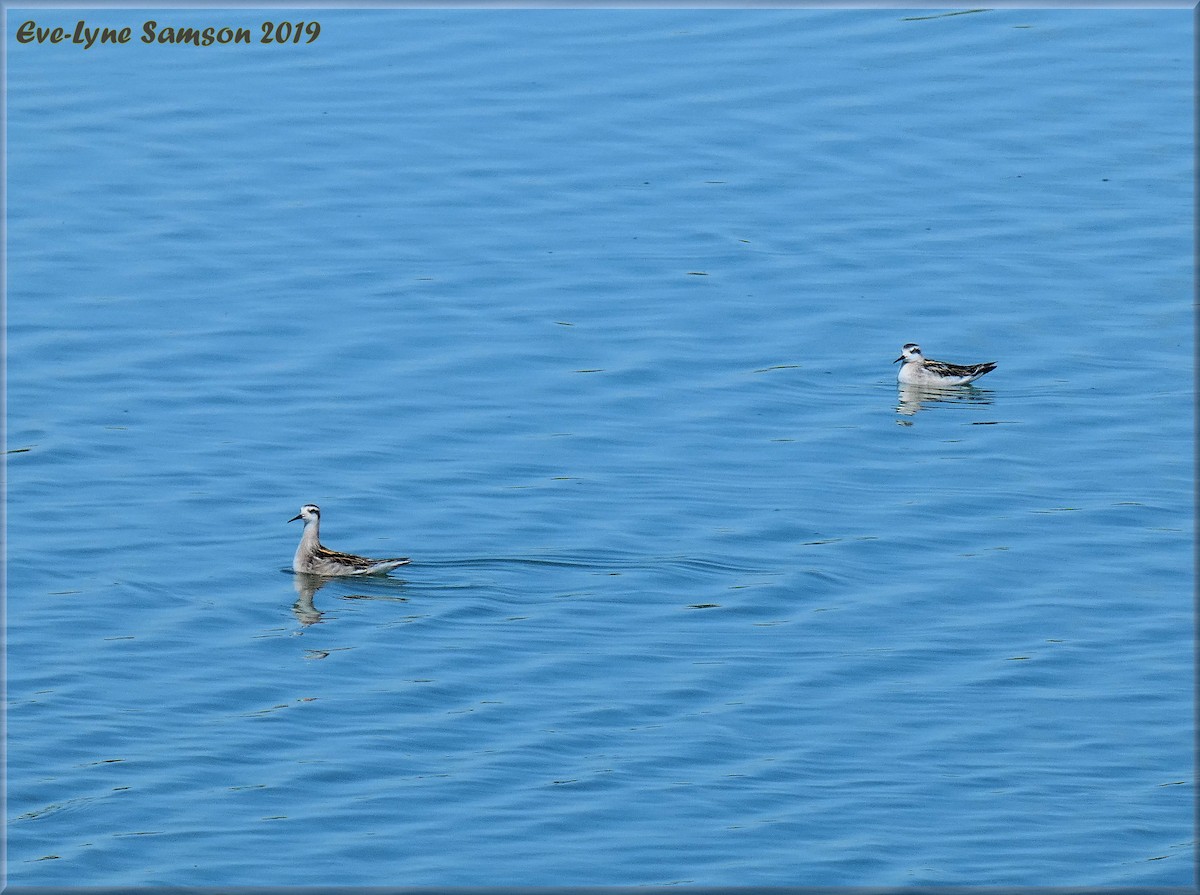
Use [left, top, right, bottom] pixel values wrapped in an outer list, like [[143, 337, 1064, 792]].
[[288, 504, 410, 576], [894, 343, 996, 386]]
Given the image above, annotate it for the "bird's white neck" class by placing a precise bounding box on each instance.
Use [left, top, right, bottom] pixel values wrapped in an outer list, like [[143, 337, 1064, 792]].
[[299, 518, 321, 548], [292, 515, 321, 556], [294, 519, 323, 571]]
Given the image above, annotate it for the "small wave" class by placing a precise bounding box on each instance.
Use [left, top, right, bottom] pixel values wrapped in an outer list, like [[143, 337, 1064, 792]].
[[416, 551, 770, 577]]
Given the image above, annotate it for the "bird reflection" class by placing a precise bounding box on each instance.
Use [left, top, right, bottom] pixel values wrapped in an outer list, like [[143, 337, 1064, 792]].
[[896, 382, 995, 419], [291, 572, 410, 626], [292, 573, 331, 626]]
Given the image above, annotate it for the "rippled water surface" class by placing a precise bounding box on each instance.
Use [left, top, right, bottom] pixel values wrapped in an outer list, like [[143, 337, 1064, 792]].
[[5, 7, 1193, 888]]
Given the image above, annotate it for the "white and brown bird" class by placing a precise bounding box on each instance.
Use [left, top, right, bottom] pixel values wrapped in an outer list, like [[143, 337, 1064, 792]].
[[288, 504, 410, 576], [894, 343, 996, 386]]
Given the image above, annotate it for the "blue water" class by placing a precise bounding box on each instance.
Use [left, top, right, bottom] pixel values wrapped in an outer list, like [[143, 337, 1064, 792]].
[[5, 7, 1193, 888]]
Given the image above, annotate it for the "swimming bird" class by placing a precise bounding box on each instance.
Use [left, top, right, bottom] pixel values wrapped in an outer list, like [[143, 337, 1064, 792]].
[[288, 504, 411, 576], [894, 343, 996, 386]]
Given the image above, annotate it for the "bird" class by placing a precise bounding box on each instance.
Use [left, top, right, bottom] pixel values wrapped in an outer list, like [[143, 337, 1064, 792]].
[[894, 343, 996, 386], [288, 504, 411, 576]]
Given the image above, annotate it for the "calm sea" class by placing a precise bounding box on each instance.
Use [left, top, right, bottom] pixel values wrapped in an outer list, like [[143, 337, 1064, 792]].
[[5, 6, 1193, 888]]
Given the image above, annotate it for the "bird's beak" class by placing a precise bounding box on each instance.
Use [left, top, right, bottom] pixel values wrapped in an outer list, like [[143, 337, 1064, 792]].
[[893, 355, 904, 363], [288, 513, 303, 523]]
